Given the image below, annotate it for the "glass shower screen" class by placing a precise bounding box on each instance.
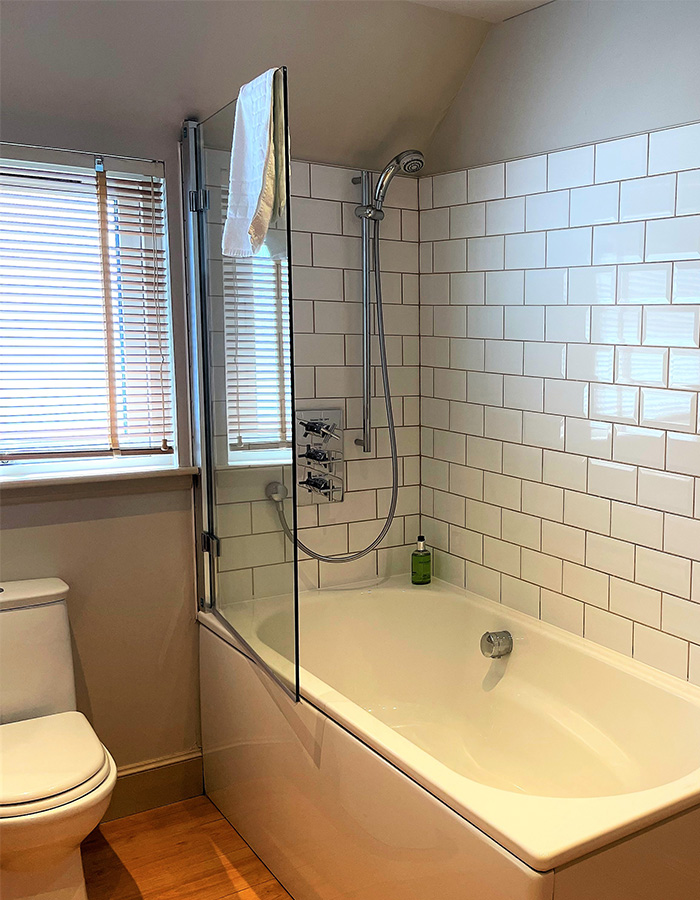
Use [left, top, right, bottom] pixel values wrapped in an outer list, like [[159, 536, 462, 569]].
[[182, 67, 299, 699]]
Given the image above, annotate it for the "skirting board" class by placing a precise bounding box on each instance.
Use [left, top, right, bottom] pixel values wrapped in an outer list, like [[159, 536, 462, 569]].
[[104, 750, 204, 821]]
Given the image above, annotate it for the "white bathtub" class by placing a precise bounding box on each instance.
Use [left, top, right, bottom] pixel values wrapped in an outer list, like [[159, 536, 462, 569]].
[[199, 574, 700, 899]]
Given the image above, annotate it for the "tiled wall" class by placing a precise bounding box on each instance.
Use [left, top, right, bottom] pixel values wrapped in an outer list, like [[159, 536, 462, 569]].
[[418, 121, 700, 683], [290, 161, 421, 587]]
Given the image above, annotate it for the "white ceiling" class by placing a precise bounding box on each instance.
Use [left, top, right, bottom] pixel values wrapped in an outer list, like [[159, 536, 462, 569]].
[[410, 0, 551, 23]]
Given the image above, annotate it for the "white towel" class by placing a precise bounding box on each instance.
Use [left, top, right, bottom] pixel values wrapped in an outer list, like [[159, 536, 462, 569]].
[[222, 67, 278, 257]]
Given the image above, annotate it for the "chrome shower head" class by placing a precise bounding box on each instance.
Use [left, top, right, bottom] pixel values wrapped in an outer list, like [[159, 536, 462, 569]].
[[374, 149, 425, 209]]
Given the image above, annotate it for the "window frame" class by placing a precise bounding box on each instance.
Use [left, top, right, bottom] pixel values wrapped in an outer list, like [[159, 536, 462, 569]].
[[0, 142, 181, 484]]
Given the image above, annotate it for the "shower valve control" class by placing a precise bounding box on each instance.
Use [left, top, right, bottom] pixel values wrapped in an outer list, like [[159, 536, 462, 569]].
[[296, 409, 344, 504]]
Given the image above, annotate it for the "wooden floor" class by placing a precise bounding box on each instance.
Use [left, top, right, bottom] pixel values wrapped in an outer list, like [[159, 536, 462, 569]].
[[82, 796, 293, 900]]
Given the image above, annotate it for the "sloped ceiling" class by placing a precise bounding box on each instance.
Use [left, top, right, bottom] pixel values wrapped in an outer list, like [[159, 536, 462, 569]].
[[0, 0, 490, 171], [410, 0, 550, 23]]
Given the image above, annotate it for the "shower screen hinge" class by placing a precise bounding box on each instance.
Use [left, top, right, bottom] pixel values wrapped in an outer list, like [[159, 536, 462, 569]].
[[189, 189, 210, 212], [201, 531, 220, 557]]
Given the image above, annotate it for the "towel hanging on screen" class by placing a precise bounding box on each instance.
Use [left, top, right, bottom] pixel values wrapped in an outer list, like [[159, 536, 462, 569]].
[[222, 67, 283, 257]]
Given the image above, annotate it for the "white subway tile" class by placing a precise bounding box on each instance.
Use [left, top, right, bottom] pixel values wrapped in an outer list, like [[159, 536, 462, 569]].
[[484, 340, 523, 375], [468, 236, 504, 271], [451, 338, 485, 371], [486, 197, 525, 235], [522, 550, 563, 592], [310, 164, 360, 202], [546, 306, 590, 343], [313, 233, 361, 268], [467, 437, 503, 474], [563, 561, 609, 608], [669, 349, 700, 389], [620, 174, 676, 222], [585, 607, 633, 655], [483, 536, 521, 576], [595, 134, 648, 183], [677, 169, 700, 216], [468, 305, 504, 339], [449, 464, 483, 500], [484, 406, 523, 443], [591, 306, 642, 345], [524, 341, 567, 377], [611, 501, 664, 549], [633, 624, 688, 679], [643, 306, 700, 347], [450, 203, 486, 238], [522, 411, 565, 450], [544, 379, 589, 418], [541, 590, 584, 636], [566, 418, 613, 459], [613, 424, 666, 469], [564, 489, 611, 534], [636, 547, 691, 598], [570, 182, 619, 227], [615, 346, 668, 387], [434, 368, 467, 402], [291, 196, 342, 233], [434, 305, 467, 337], [525, 268, 568, 305], [420, 241, 433, 273], [665, 514, 700, 562], [433, 171, 467, 207], [503, 443, 543, 482], [588, 459, 637, 503], [638, 467, 694, 515], [672, 260, 700, 304], [420, 207, 450, 242], [291, 161, 310, 197], [667, 432, 700, 477], [610, 577, 661, 628], [434, 239, 467, 273], [640, 387, 697, 432], [663, 594, 700, 644], [542, 520, 586, 563], [468, 164, 505, 203], [485, 270, 524, 305], [526, 190, 569, 231], [547, 227, 592, 268], [567, 344, 615, 382], [648, 122, 700, 175], [568, 266, 616, 305], [589, 383, 639, 425], [543, 449, 587, 492], [419, 176, 432, 210], [505, 232, 546, 269], [502, 509, 541, 550], [646, 216, 700, 262], [466, 562, 501, 601], [292, 265, 343, 300], [502, 575, 541, 617], [450, 272, 485, 305], [484, 471, 522, 510], [467, 372, 503, 406], [450, 400, 484, 436], [586, 532, 635, 579], [506, 155, 547, 197], [464, 501, 500, 540], [505, 306, 545, 341], [548, 145, 594, 190], [593, 222, 645, 265], [618, 263, 672, 304], [504, 374, 544, 412], [522, 480, 564, 521]]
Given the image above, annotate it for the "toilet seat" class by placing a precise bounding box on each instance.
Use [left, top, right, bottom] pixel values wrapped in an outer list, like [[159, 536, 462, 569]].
[[0, 711, 110, 818]]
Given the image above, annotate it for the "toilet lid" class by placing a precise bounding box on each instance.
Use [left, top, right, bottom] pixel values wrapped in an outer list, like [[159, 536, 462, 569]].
[[0, 711, 107, 807]]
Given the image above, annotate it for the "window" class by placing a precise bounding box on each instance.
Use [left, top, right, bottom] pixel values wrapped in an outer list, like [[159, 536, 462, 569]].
[[0, 145, 176, 480], [222, 210, 292, 467]]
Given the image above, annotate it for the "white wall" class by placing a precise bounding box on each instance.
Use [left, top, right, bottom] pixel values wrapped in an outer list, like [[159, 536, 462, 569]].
[[428, 0, 700, 173], [0, 477, 199, 768]]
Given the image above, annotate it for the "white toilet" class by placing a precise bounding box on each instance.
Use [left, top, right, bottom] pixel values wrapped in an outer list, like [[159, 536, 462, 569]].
[[0, 578, 117, 900]]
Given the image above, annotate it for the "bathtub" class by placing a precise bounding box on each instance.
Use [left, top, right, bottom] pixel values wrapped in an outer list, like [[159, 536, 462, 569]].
[[199, 574, 700, 899]]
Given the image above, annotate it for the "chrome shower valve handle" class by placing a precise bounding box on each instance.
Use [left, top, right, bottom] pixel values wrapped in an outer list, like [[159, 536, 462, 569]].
[[480, 631, 514, 659]]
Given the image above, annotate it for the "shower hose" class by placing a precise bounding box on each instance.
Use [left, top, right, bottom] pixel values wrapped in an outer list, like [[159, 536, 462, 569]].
[[271, 219, 400, 562]]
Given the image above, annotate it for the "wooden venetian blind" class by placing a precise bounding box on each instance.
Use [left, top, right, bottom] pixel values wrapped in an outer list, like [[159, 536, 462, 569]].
[[0, 149, 174, 463]]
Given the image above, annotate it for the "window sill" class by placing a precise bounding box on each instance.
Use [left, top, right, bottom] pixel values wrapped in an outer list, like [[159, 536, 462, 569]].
[[0, 466, 199, 493]]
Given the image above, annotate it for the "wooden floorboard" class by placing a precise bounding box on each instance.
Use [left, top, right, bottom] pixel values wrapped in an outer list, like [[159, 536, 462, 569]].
[[82, 796, 293, 900]]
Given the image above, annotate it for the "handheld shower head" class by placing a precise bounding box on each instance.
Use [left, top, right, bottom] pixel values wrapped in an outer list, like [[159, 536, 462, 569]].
[[374, 149, 424, 209]]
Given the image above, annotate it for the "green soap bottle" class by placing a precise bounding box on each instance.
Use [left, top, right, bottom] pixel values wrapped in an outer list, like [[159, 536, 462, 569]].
[[411, 535, 431, 585]]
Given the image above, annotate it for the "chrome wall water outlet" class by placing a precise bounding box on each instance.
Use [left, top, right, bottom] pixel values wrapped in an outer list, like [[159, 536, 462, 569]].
[[480, 631, 513, 659]]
